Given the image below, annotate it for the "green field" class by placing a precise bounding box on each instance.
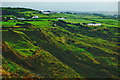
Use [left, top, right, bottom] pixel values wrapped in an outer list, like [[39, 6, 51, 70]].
[[64, 19, 94, 23], [26, 21, 52, 28], [92, 19, 118, 26]]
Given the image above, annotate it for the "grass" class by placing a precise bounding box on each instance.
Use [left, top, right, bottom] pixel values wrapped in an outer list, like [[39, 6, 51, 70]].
[[2, 57, 38, 78], [2, 15, 16, 17], [81, 15, 102, 19], [32, 18, 57, 21], [3, 30, 39, 57], [2, 22, 16, 27], [2, 21, 25, 27], [92, 19, 118, 26], [2, 31, 82, 78], [50, 13, 73, 18], [25, 20, 52, 28], [64, 19, 94, 24], [2, 7, 119, 79]]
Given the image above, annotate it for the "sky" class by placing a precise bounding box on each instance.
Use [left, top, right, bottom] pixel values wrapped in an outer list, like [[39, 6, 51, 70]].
[[1, 2, 118, 12], [0, 0, 119, 2]]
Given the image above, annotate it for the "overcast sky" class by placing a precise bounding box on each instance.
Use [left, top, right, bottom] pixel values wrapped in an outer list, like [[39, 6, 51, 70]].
[[1, 2, 118, 12], [0, 0, 119, 2]]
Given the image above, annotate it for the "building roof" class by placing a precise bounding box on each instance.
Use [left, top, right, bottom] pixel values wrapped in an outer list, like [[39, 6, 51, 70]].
[[17, 18, 25, 20], [87, 23, 101, 26], [32, 16, 39, 18], [57, 17, 65, 20]]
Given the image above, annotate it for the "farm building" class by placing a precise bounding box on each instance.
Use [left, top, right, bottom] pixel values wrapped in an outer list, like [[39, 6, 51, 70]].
[[17, 18, 25, 20], [42, 11, 51, 14], [32, 16, 39, 19], [57, 17, 66, 20], [10, 17, 13, 20], [87, 23, 101, 26]]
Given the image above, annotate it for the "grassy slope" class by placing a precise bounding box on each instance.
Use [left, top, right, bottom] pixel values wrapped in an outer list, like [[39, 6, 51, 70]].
[[2, 7, 120, 79], [2, 30, 82, 78], [23, 27, 119, 78]]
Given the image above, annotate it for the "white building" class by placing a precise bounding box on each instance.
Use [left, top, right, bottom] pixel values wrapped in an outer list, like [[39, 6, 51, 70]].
[[10, 17, 13, 20], [42, 11, 50, 14], [17, 18, 25, 20], [87, 23, 101, 26], [57, 17, 66, 20], [32, 16, 39, 18]]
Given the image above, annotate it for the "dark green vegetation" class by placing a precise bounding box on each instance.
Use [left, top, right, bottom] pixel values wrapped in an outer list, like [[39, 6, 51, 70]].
[[1, 7, 120, 79]]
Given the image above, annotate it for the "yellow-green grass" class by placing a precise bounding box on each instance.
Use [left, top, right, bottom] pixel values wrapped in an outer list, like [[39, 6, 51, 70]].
[[26, 21, 52, 28], [92, 19, 118, 26], [64, 19, 94, 24], [3, 30, 39, 57], [2, 21, 25, 27]]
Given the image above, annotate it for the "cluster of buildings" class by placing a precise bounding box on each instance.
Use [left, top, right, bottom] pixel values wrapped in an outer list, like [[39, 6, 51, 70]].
[[17, 16, 39, 20], [2, 9, 102, 27]]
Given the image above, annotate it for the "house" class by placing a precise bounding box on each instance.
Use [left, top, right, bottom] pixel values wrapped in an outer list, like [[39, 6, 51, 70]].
[[87, 23, 101, 26], [17, 18, 25, 20], [42, 11, 51, 14], [10, 17, 13, 20], [57, 17, 66, 20], [32, 16, 39, 19]]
